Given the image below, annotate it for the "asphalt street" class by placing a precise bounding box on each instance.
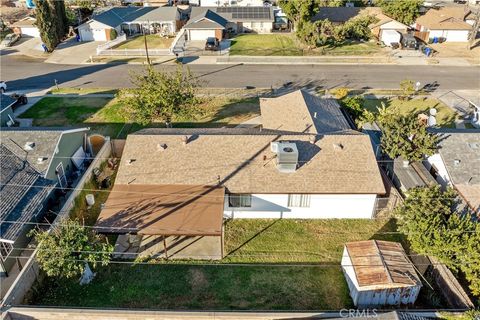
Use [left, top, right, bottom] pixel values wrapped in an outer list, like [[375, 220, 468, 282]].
[[1, 53, 479, 91]]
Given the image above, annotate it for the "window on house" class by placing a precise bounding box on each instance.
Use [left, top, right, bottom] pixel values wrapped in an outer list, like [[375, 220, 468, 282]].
[[228, 194, 252, 207], [288, 194, 311, 207]]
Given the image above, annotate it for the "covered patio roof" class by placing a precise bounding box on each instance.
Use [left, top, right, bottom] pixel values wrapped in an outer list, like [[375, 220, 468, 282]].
[[95, 184, 225, 236]]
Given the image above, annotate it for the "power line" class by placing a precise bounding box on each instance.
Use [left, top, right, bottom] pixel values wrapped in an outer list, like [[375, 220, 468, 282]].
[[2, 218, 478, 235], [0, 182, 462, 200]]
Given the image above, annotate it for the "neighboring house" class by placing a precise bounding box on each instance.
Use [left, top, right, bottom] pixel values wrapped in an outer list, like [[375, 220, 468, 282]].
[[183, 9, 229, 41], [414, 7, 473, 42], [77, 6, 180, 41], [0, 94, 17, 127], [0, 127, 90, 276], [311, 7, 361, 25], [366, 7, 409, 45], [311, 7, 408, 46], [260, 90, 352, 134], [185, 6, 275, 39], [424, 128, 480, 214], [188, 0, 274, 6], [11, 17, 40, 38], [342, 240, 422, 307]]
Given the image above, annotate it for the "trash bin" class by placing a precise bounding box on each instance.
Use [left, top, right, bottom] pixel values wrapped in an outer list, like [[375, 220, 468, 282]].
[[86, 194, 95, 207]]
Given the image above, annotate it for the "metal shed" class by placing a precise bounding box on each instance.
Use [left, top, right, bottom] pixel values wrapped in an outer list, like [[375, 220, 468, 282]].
[[341, 240, 422, 308]]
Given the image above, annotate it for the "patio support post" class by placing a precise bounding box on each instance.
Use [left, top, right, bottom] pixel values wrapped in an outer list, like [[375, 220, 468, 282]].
[[163, 235, 168, 259]]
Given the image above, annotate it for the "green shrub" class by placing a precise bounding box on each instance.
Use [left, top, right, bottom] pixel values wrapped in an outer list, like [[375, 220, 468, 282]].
[[109, 28, 117, 40]]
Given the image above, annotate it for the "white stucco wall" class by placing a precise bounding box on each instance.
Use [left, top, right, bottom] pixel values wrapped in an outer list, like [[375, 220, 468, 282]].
[[429, 29, 469, 42], [424, 154, 451, 187], [240, 21, 272, 33], [20, 27, 40, 38], [341, 247, 360, 305], [224, 194, 377, 219]]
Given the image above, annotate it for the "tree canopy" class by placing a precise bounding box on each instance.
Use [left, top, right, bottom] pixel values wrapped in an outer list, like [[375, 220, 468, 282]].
[[396, 186, 480, 296], [33, 0, 68, 51], [118, 66, 200, 126], [376, 105, 438, 162], [31, 219, 113, 278], [376, 0, 423, 25]]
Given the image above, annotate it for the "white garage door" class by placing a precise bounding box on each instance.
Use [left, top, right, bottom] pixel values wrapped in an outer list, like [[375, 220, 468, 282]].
[[93, 29, 107, 41], [79, 28, 94, 41], [444, 30, 469, 42], [21, 27, 40, 38], [188, 29, 215, 41]]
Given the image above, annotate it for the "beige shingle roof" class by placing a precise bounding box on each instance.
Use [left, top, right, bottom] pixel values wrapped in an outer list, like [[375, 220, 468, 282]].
[[416, 7, 472, 30], [116, 128, 386, 195], [260, 90, 351, 134]]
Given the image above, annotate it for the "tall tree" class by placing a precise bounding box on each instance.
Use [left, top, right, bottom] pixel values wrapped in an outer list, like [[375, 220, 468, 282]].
[[376, 106, 438, 162], [117, 66, 200, 125], [33, 0, 68, 51], [30, 219, 113, 279], [376, 0, 423, 25], [396, 186, 480, 296]]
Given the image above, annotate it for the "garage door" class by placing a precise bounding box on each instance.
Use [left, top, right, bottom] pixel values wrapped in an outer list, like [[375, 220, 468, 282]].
[[93, 29, 107, 41], [188, 29, 216, 41], [79, 28, 94, 41], [21, 27, 40, 38]]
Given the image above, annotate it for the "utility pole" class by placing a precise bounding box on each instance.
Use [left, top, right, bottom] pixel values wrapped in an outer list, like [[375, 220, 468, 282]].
[[143, 22, 151, 65]]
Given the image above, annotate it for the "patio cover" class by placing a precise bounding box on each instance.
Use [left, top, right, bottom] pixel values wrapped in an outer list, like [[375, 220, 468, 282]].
[[95, 184, 225, 236]]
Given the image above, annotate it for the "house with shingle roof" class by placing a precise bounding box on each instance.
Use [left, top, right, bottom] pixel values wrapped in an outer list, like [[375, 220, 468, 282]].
[[260, 90, 352, 134], [77, 6, 180, 41], [424, 128, 480, 215], [185, 6, 275, 40], [95, 124, 385, 260], [414, 6, 473, 42], [342, 240, 422, 307], [0, 127, 90, 275]]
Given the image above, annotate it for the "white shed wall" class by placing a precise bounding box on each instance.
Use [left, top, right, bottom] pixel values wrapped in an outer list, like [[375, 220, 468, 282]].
[[424, 153, 451, 187], [224, 194, 377, 219], [429, 29, 469, 42], [342, 247, 422, 307]]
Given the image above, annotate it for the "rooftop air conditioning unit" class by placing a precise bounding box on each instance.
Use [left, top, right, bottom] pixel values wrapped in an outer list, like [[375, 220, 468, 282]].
[[274, 141, 298, 173]]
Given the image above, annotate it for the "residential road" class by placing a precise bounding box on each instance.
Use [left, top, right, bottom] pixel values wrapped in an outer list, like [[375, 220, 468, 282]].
[[1, 53, 479, 91]]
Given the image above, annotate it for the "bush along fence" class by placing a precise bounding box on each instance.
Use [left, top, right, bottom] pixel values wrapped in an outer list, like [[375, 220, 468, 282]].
[[0, 139, 112, 310]]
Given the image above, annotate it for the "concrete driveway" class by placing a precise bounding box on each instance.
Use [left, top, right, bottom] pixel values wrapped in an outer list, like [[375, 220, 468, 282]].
[[45, 38, 104, 64]]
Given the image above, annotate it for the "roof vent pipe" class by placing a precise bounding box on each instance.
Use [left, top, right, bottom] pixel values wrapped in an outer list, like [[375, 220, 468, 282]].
[[313, 112, 317, 119], [309, 136, 316, 144], [182, 136, 188, 145]]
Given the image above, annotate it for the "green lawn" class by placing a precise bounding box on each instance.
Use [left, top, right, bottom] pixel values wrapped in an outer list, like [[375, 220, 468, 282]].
[[18, 95, 260, 138], [230, 34, 302, 56], [361, 97, 457, 128], [27, 219, 404, 310], [229, 34, 384, 56], [49, 88, 117, 95], [114, 35, 174, 49]]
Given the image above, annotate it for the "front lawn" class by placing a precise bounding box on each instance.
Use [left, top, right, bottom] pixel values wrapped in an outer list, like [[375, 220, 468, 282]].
[[230, 34, 302, 56], [114, 35, 174, 49], [361, 97, 457, 128], [18, 94, 261, 138], [27, 219, 403, 310], [229, 34, 384, 56]]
